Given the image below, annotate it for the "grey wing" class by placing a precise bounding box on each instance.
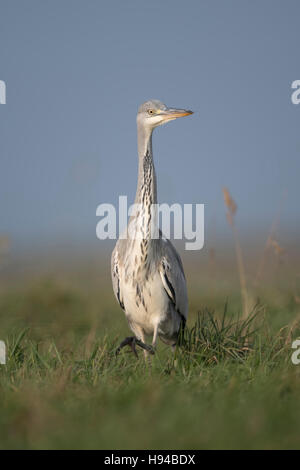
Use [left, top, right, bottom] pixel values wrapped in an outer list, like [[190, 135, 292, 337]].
[[159, 237, 188, 321], [111, 246, 125, 311]]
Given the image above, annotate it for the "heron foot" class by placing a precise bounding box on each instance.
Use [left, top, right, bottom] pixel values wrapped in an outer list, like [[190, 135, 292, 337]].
[[115, 336, 155, 358]]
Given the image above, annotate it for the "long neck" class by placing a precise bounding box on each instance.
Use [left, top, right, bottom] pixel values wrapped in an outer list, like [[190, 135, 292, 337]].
[[135, 124, 157, 205], [127, 124, 158, 247]]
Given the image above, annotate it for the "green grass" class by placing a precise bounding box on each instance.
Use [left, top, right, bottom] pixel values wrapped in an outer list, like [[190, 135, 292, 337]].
[[0, 275, 300, 449]]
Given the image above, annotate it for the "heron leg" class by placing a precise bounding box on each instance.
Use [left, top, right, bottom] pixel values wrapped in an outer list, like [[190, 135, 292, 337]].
[[115, 336, 155, 358], [152, 324, 159, 348]]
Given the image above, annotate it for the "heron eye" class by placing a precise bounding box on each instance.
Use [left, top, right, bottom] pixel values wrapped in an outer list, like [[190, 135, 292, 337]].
[[148, 109, 155, 115]]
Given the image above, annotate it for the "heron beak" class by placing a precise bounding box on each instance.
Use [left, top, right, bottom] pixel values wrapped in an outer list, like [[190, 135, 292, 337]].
[[159, 107, 193, 123]]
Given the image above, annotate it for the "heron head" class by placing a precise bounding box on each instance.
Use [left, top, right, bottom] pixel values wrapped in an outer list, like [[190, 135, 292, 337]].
[[137, 99, 193, 130]]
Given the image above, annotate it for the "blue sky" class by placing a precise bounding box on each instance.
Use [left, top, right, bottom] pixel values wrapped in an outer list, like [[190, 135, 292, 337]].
[[0, 0, 299, 252]]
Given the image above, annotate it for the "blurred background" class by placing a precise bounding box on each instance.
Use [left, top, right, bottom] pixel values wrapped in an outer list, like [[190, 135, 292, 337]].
[[0, 0, 299, 318]]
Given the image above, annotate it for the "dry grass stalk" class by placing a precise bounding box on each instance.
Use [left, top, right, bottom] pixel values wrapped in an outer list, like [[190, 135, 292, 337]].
[[268, 237, 286, 258], [285, 312, 300, 346], [208, 247, 216, 299], [223, 188, 249, 318], [294, 295, 300, 305], [254, 190, 287, 286]]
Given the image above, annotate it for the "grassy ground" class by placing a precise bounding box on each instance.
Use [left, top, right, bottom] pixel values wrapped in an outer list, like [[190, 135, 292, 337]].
[[0, 262, 300, 450]]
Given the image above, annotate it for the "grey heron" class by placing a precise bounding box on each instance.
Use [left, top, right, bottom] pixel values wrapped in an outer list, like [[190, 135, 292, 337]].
[[111, 99, 193, 356]]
